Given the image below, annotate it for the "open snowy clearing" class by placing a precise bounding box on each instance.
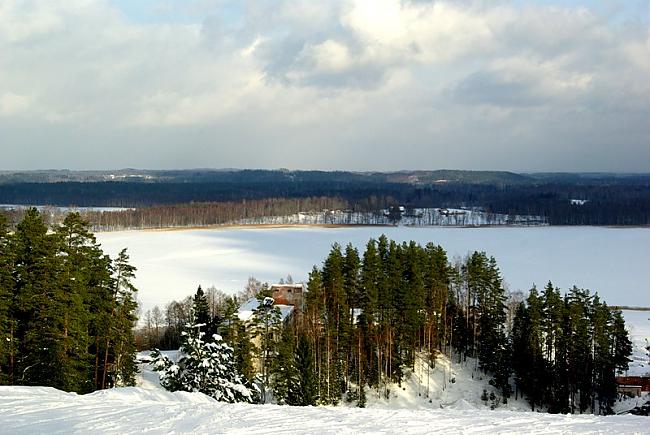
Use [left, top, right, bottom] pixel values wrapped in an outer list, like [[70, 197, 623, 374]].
[[1, 385, 647, 435]]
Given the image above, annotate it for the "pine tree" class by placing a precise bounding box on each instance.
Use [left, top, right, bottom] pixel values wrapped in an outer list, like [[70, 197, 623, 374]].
[[233, 319, 256, 383], [0, 215, 14, 384], [475, 254, 510, 398], [360, 239, 380, 387], [251, 292, 282, 397], [541, 281, 566, 412], [54, 213, 98, 392], [611, 310, 633, 374], [0, 210, 139, 393], [104, 248, 139, 387], [151, 323, 254, 403], [591, 296, 615, 414], [520, 287, 546, 410], [304, 266, 325, 402], [566, 287, 593, 413], [321, 243, 346, 404], [12, 208, 62, 388]]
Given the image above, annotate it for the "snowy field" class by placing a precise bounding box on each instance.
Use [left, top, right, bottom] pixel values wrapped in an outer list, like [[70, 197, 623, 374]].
[[2, 344, 648, 434], [1, 385, 647, 434], [96, 226, 650, 312], [0, 371, 648, 434]]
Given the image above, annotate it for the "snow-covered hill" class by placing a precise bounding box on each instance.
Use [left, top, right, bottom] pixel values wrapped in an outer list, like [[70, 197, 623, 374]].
[[2, 345, 647, 433], [1, 385, 647, 434]]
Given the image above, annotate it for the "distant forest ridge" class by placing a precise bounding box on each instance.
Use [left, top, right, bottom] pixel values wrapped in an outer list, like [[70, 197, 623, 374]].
[[1, 169, 649, 226], [2, 168, 650, 185]]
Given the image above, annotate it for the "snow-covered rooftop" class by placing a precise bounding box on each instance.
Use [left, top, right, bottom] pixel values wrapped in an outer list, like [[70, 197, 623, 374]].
[[237, 297, 294, 322]]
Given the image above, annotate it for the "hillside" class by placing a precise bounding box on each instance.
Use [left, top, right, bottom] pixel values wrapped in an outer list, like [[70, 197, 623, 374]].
[[0, 350, 646, 434]]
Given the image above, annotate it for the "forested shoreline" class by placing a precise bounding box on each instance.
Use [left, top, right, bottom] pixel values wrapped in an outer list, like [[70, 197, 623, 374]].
[[1, 169, 650, 226]]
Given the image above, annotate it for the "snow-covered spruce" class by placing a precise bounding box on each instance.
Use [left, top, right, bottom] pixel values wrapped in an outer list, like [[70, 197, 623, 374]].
[[150, 323, 257, 403]]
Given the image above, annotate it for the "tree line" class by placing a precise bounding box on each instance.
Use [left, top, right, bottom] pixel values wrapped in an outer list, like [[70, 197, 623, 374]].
[[512, 283, 632, 414], [0, 209, 139, 392], [150, 237, 632, 414], [2, 171, 650, 226]]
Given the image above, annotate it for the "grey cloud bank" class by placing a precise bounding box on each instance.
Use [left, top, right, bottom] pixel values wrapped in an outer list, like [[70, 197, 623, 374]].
[[1, 0, 649, 172]]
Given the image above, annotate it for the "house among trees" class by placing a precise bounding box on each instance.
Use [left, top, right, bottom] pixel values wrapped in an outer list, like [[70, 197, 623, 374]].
[[617, 376, 650, 397], [271, 283, 305, 317], [233, 283, 305, 375]]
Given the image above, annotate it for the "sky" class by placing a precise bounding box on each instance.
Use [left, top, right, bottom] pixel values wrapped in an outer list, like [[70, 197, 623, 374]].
[[1, 0, 649, 172]]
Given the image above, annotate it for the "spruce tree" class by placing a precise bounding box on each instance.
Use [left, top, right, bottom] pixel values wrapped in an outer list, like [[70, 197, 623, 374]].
[[151, 323, 254, 403], [272, 325, 299, 405], [193, 285, 211, 334], [294, 333, 318, 406]]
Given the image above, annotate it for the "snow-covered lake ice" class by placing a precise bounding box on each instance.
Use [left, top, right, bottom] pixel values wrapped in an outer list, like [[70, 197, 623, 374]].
[[97, 226, 650, 375], [97, 226, 650, 311]]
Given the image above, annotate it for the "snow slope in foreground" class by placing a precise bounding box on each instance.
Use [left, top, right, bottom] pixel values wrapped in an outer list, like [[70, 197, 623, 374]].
[[1, 386, 647, 435]]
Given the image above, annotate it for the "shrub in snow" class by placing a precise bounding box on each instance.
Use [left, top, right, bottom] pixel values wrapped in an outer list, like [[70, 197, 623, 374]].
[[150, 323, 258, 403]]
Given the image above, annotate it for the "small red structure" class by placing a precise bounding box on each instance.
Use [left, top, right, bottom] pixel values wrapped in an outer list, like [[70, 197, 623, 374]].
[[271, 283, 305, 312], [616, 376, 650, 392]]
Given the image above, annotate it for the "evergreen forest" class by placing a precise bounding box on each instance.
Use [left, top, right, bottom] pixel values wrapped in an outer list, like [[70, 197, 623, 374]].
[[149, 236, 633, 414], [0, 209, 139, 393]]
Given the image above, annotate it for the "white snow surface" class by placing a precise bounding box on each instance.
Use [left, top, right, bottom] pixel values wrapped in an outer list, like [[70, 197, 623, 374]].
[[1, 384, 647, 434], [237, 297, 294, 322], [3, 333, 647, 433], [622, 310, 650, 376]]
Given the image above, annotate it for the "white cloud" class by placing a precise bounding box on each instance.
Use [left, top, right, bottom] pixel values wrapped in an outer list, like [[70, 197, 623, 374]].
[[0, 0, 649, 171], [0, 93, 32, 116]]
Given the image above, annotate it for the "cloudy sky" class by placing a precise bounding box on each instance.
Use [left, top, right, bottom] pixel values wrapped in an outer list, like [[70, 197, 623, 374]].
[[1, 0, 649, 172]]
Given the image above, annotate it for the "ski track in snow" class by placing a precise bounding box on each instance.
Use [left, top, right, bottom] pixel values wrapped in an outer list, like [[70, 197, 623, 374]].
[[1, 386, 647, 434]]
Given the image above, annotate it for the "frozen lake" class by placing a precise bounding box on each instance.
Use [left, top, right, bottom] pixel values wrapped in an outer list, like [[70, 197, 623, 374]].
[[97, 226, 650, 311], [97, 225, 650, 375]]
